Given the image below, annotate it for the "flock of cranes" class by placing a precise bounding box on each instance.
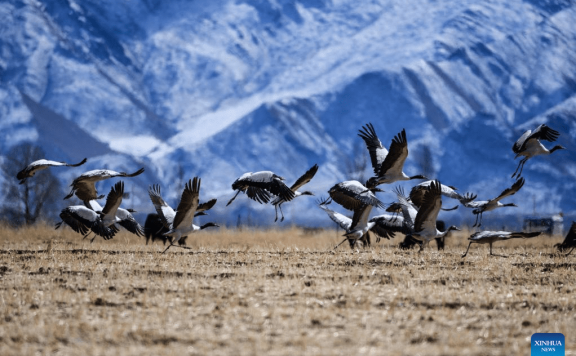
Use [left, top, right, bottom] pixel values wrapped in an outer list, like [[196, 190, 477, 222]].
[[15, 122, 572, 256]]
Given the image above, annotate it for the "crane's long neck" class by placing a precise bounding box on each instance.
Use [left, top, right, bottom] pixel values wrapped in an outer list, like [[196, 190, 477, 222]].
[[549, 145, 564, 154]]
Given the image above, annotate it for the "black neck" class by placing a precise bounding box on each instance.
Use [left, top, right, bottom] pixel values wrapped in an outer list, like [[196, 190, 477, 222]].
[[409, 175, 428, 180]]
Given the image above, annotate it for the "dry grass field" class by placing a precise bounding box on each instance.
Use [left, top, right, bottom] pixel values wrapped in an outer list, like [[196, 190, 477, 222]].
[[0, 223, 575, 355]]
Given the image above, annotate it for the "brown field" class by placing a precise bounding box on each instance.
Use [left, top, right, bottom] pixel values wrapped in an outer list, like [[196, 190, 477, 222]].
[[0, 224, 574, 356]]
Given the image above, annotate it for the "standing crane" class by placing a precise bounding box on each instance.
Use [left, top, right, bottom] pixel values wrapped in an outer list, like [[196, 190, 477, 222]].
[[461, 230, 541, 258]]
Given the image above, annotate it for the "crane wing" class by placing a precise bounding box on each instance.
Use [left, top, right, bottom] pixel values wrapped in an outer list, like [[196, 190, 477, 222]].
[[378, 129, 408, 178], [73, 181, 99, 202], [358, 123, 388, 175], [369, 214, 410, 239], [101, 181, 124, 216], [172, 177, 200, 229], [117, 209, 144, 237], [197, 198, 217, 213], [290, 164, 319, 191], [350, 205, 373, 230], [329, 181, 384, 211], [414, 180, 442, 233], [492, 177, 524, 202], [148, 184, 176, 228], [318, 198, 352, 230]]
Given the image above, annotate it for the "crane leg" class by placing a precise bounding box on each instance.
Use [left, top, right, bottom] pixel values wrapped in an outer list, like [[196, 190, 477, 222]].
[[516, 158, 527, 178], [565, 247, 575, 257], [161, 242, 192, 254], [90, 235, 97, 244], [489, 243, 507, 258], [274, 205, 279, 222], [334, 237, 350, 250], [476, 213, 483, 228], [461, 242, 473, 258], [472, 213, 480, 227], [279, 204, 285, 222], [162, 244, 173, 254], [226, 191, 241, 206], [511, 160, 522, 178]]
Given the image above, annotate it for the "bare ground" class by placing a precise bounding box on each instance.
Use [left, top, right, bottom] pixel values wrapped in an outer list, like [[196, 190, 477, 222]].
[[0, 224, 574, 355]]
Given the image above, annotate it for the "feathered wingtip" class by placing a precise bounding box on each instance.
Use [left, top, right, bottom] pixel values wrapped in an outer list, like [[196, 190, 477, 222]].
[[63, 188, 75, 200], [393, 186, 406, 198], [460, 192, 477, 204], [316, 196, 332, 206], [358, 123, 378, 141], [392, 128, 407, 145]]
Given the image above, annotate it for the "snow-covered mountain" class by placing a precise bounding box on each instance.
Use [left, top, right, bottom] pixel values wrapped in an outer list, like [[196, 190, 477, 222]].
[[1, 0, 575, 228]]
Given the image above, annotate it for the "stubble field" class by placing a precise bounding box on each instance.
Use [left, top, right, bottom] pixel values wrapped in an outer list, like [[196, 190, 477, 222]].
[[0, 224, 574, 356]]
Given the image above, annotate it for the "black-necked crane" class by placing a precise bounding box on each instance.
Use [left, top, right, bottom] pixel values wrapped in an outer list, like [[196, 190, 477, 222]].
[[55, 206, 117, 241], [358, 123, 427, 188], [511, 124, 565, 178], [271, 164, 319, 222], [226, 171, 295, 207], [64, 167, 145, 201], [387, 186, 452, 250], [318, 198, 403, 250], [328, 180, 385, 211], [461, 230, 541, 258], [464, 177, 524, 227], [17, 158, 87, 184], [410, 180, 460, 252], [84, 181, 144, 240], [148, 178, 218, 253], [554, 221, 576, 256]]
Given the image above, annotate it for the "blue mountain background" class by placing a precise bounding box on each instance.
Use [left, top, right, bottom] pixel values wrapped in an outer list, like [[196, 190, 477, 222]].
[[1, 0, 575, 229]]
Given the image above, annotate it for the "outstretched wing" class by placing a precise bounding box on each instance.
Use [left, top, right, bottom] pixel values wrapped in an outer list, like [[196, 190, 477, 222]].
[[328, 181, 384, 211], [269, 178, 296, 202], [318, 198, 352, 230], [73, 181, 99, 202], [197, 198, 217, 213], [413, 180, 442, 233], [358, 123, 388, 175], [513, 124, 560, 154], [512, 129, 532, 154], [378, 129, 408, 178], [369, 214, 410, 239], [492, 177, 524, 202], [148, 184, 176, 228], [117, 209, 144, 237], [101, 181, 124, 216], [290, 164, 319, 191], [172, 178, 200, 229]]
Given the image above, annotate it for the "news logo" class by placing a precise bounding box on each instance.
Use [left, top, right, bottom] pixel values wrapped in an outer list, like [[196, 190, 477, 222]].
[[531, 333, 565, 355]]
